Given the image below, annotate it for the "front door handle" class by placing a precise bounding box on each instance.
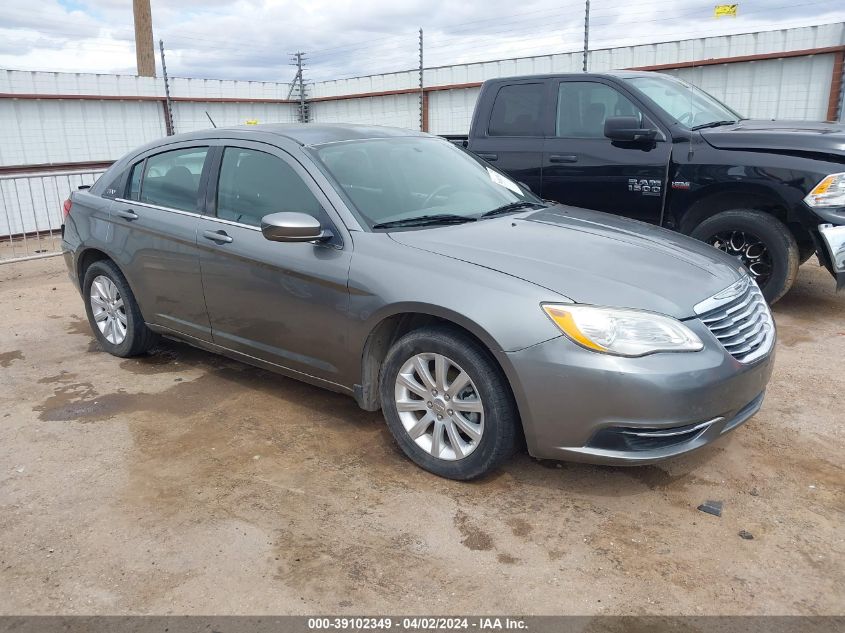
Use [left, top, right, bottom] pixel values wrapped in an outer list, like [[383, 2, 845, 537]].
[[203, 229, 233, 244], [549, 154, 578, 163], [476, 152, 498, 161], [114, 208, 139, 221]]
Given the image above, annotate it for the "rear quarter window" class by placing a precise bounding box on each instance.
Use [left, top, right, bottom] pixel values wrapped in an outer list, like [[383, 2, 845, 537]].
[[99, 170, 126, 199]]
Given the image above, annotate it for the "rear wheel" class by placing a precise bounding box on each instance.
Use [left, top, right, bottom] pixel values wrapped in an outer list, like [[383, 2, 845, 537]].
[[379, 327, 519, 480], [82, 260, 156, 357], [690, 209, 799, 304]]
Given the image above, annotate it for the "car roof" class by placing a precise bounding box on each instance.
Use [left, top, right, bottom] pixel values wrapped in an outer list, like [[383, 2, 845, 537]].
[[484, 70, 660, 82], [155, 123, 429, 149]]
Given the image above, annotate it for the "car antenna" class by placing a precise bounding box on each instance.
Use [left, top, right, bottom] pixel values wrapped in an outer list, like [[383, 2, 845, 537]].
[[205, 111, 217, 128], [688, 41, 697, 161]]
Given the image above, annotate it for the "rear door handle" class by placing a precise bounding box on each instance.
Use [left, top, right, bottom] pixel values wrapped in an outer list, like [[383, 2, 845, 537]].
[[549, 154, 578, 163], [114, 208, 139, 221], [203, 229, 233, 244], [476, 152, 498, 161]]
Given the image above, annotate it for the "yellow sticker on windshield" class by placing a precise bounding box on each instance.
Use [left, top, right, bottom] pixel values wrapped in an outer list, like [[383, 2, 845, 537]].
[[714, 4, 738, 17], [245, 119, 259, 125]]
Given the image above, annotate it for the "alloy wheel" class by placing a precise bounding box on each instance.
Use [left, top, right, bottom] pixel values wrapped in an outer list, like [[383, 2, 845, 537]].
[[394, 352, 484, 461], [90, 275, 127, 345], [707, 230, 773, 287]]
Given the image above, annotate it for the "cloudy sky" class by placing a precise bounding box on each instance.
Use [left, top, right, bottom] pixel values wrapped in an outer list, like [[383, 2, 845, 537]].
[[1, 0, 844, 83]]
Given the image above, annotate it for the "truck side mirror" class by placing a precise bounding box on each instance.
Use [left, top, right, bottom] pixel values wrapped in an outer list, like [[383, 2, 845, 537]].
[[604, 116, 657, 142]]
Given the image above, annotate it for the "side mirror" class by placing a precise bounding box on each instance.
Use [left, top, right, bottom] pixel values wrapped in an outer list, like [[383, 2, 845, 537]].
[[260, 212, 331, 243], [604, 116, 658, 142]]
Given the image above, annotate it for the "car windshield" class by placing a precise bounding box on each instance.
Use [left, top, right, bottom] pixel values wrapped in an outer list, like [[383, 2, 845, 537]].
[[623, 74, 741, 129], [311, 137, 543, 230]]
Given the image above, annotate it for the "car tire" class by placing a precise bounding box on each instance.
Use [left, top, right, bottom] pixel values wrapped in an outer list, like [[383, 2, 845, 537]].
[[690, 209, 799, 304], [379, 326, 519, 480], [82, 259, 157, 357]]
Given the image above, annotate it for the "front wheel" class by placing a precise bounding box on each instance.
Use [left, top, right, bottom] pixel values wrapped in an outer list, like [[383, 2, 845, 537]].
[[690, 209, 799, 304], [379, 327, 519, 480]]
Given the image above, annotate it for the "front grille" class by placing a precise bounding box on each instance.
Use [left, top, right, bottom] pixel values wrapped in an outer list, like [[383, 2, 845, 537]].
[[694, 277, 775, 363]]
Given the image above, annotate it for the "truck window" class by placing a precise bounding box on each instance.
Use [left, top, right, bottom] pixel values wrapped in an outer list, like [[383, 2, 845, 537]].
[[488, 83, 544, 137], [556, 82, 643, 138]]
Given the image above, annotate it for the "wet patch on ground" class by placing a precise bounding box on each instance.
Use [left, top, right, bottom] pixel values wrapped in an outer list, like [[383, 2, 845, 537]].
[[775, 324, 816, 347], [0, 350, 23, 367], [454, 510, 494, 551], [65, 316, 91, 336]]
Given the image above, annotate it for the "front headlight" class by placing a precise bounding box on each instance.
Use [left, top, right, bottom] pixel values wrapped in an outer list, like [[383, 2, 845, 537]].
[[542, 304, 703, 357], [804, 172, 845, 208]]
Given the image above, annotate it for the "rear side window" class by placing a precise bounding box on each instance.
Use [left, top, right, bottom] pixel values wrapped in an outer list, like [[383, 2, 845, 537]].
[[216, 147, 323, 227], [127, 161, 143, 201], [140, 147, 208, 211], [488, 83, 544, 137]]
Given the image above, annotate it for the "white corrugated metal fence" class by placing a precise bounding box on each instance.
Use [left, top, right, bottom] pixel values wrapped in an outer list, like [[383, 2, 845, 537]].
[[1, 23, 843, 260]]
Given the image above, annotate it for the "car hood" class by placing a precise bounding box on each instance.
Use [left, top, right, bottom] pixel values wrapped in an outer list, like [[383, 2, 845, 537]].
[[700, 119, 845, 155], [388, 206, 746, 319]]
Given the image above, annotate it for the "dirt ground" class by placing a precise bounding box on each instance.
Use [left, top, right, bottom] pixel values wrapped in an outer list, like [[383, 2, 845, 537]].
[[0, 257, 842, 616]]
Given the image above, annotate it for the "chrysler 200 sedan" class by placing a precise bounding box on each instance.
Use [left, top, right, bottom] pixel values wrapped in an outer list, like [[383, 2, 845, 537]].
[[62, 124, 775, 480]]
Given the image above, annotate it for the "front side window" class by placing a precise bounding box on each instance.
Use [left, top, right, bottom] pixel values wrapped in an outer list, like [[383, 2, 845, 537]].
[[216, 147, 323, 227], [140, 147, 208, 211], [556, 82, 644, 138], [488, 83, 544, 137], [313, 137, 543, 229]]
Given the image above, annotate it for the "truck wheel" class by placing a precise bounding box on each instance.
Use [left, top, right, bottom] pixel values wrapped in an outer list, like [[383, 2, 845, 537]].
[[379, 326, 519, 480], [691, 209, 799, 304]]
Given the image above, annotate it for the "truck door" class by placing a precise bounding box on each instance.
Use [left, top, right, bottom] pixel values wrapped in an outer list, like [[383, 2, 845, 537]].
[[542, 79, 670, 224], [468, 81, 545, 195]]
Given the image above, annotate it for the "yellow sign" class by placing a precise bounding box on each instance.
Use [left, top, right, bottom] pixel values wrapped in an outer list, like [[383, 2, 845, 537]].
[[245, 119, 259, 125], [714, 4, 738, 17]]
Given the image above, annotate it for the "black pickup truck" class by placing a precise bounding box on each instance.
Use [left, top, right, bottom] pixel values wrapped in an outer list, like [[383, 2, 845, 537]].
[[446, 72, 845, 302]]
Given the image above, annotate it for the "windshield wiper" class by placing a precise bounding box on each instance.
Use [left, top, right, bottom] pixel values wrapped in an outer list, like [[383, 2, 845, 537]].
[[690, 120, 738, 131], [480, 201, 547, 219], [372, 214, 477, 229]]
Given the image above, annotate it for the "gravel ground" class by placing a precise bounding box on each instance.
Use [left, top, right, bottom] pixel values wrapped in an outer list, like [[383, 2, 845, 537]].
[[0, 257, 842, 615]]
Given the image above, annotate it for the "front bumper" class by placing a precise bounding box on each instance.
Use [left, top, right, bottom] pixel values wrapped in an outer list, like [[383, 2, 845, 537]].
[[496, 319, 774, 465], [818, 223, 845, 289]]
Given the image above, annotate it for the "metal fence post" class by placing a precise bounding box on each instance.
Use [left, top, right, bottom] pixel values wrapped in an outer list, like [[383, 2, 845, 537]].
[[160, 39, 175, 135], [419, 28, 425, 132], [582, 0, 590, 72]]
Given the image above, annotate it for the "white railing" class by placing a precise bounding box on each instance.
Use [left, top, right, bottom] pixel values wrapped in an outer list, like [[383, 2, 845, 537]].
[[0, 169, 106, 263]]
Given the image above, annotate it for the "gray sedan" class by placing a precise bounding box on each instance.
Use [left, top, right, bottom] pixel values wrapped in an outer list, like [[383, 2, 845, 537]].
[[61, 124, 775, 479]]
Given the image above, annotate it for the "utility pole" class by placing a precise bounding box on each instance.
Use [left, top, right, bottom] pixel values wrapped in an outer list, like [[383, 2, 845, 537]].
[[419, 28, 425, 132], [160, 40, 174, 135], [132, 0, 155, 77], [582, 0, 590, 73], [288, 52, 309, 123]]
